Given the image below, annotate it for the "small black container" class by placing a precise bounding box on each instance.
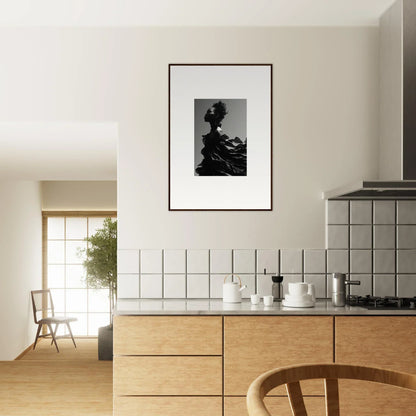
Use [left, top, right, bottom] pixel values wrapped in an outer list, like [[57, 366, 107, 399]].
[[271, 275, 284, 301]]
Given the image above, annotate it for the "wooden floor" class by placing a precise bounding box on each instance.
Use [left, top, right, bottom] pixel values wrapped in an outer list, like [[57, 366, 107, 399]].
[[0, 338, 112, 416]]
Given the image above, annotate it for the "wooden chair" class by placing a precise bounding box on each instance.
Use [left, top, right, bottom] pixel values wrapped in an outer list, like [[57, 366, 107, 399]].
[[246, 363, 416, 416], [31, 289, 77, 353]]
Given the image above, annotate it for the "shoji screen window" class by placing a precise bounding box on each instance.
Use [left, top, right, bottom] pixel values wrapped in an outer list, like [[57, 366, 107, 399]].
[[46, 214, 116, 336]]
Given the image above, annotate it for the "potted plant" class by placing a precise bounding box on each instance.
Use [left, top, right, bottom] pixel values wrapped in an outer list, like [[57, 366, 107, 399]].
[[81, 217, 117, 360]]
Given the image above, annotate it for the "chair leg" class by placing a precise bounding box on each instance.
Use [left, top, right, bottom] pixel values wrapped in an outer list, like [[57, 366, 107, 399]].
[[33, 324, 42, 350], [47, 323, 59, 353], [66, 322, 77, 348], [51, 323, 59, 345]]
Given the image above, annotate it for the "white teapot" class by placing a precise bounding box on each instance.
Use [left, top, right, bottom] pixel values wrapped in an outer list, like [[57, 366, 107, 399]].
[[223, 274, 247, 303]]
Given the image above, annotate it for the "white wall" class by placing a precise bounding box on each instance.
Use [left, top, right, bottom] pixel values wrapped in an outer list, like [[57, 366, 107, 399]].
[[0, 27, 379, 249], [42, 181, 117, 211], [0, 181, 42, 360]]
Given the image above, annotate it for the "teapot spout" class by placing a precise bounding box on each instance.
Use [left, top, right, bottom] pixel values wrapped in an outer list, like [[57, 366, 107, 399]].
[[239, 285, 247, 292]]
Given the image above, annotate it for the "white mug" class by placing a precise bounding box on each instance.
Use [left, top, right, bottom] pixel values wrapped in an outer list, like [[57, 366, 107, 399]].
[[251, 294, 260, 305], [263, 295, 274, 306]]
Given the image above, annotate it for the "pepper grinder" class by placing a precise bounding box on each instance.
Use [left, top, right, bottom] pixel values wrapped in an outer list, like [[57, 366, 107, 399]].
[[272, 275, 284, 301]]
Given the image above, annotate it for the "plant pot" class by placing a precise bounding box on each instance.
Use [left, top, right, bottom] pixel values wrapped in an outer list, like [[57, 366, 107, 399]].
[[98, 325, 113, 361]]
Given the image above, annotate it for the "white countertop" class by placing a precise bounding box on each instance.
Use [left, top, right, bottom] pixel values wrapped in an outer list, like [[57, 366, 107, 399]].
[[115, 299, 416, 316]]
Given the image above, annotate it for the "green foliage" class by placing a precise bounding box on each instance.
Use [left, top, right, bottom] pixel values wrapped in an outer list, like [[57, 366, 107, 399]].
[[80, 218, 117, 324]]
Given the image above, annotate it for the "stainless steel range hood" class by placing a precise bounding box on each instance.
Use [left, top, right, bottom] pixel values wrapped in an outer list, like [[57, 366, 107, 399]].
[[324, 0, 416, 200], [323, 181, 416, 200]]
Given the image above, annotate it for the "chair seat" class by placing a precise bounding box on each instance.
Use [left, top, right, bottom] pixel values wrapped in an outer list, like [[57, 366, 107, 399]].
[[39, 316, 77, 325]]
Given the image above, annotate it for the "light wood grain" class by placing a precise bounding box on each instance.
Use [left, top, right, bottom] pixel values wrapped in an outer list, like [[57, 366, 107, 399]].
[[113, 356, 222, 395], [224, 316, 333, 395], [114, 396, 222, 416], [0, 339, 112, 416], [336, 316, 416, 415], [246, 364, 416, 416], [225, 396, 325, 416], [335, 316, 416, 373], [339, 380, 416, 415], [114, 316, 222, 355]]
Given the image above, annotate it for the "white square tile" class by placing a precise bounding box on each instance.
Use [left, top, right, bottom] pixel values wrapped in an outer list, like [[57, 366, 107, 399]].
[[350, 225, 372, 249], [397, 226, 416, 249], [239, 274, 255, 298], [304, 250, 326, 274], [327, 200, 349, 224], [210, 274, 227, 298], [163, 274, 186, 298], [140, 250, 162, 274], [187, 274, 209, 298], [327, 250, 348, 274], [349, 274, 372, 296], [164, 250, 186, 274], [304, 274, 326, 298], [282, 275, 303, 297], [233, 250, 255, 274], [373, 250, 395, 274], [327, 225, 349, 249], [397, 201, 416, 224], [140, 274, 162, 298], [256, 274, 273, 296], [397, 250, 416, 273], [280, 249, 303, 274], [373, 226, 395, 249], [210, 250, 232, 274], [397, 275, 416, 297], [117, 250, 139, 274], [117, 274, 140, 298], [350, 250, 372, 274], [256, 249, 278, 274], [374, 275, 396, 297], [374, 201, 395, 224], [350, 201, 372, 224], [187, 250, 209, 274]]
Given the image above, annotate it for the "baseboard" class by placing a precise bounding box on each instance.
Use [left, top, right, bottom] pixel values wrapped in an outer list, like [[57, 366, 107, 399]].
[[14, 343, 34, 360]]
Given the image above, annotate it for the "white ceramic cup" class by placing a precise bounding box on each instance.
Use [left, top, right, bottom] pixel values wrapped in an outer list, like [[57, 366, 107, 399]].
[[288, 282, 308, 297], [263, 295, 274, 306], [251, 294, 260, 305]]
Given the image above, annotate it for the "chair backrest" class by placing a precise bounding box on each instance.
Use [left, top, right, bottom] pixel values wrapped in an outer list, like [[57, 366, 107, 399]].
[[31, 289, 55, 324], [246, 363, 416, 416]]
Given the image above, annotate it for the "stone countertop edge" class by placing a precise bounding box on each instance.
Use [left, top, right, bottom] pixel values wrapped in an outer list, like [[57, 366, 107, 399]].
[[114, 299, 416, 316]]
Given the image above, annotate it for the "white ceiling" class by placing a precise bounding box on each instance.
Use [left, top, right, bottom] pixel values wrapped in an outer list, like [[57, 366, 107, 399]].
[[0, 123, 117, 180], [0, 0, 396, 27]]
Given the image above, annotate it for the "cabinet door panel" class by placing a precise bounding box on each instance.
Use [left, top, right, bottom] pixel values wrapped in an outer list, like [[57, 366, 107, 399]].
[[336, 317, 416, 415], [224, 316, 333, 395], [336, 317, 416, 373], [114, 356, 222, 395], [225, 396, 326, 416], [114, 316, 222, 355], [114, 397, 222, 416]]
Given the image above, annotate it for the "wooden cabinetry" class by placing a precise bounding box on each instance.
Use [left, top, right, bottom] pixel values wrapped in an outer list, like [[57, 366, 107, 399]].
[[224, 316, 333, 396], [335, 316, 416, 416], [113, 316, 223, 416], [113, 314, 416, 416]]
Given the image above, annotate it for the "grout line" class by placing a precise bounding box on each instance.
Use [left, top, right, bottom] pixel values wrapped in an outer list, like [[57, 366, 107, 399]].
[[208, 250, 211, 298], [185, 249, 188, 299]]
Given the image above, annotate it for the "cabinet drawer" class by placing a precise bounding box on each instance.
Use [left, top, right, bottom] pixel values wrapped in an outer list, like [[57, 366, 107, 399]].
[[114, 316, 222, 355], [114, 356, 222, 396], [225, 396, 326, 416], [224, 316, 333, 395], [114, 396, 222, 416]]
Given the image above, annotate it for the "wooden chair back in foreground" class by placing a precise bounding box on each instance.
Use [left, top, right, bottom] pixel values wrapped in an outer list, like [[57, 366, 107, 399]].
[[246, 363, 416, 416]]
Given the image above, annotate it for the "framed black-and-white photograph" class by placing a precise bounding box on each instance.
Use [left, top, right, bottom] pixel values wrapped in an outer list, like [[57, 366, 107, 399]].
[[169, 64, 272, 210]]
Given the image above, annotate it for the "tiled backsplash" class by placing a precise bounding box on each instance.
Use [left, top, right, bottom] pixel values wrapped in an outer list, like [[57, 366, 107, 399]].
[[117, 200, 416, 300], [326, 200, 416, 297]]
